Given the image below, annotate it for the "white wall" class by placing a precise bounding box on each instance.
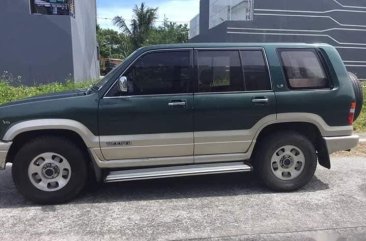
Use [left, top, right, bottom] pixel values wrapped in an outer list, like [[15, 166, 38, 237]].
[[189, 14, 200, 39], [71, 0, 100, 82], [209, 0, 254, 29]]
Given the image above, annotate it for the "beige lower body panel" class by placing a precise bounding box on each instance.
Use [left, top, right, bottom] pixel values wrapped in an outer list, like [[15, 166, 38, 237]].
[[92, 129, 256, 168], [99, 130, 256, 162], [90, 148, 249, 169], [99, 133, 194, 160], [101, 144, 194, 160], [194, 142, 251, 155], [91, 149, 194, 168], [95, 117, 266, 168], [0, 141, 12, 170], [0, 151, 8, 170], [194, 130, 253, 155], [194, 153, 250, 164]]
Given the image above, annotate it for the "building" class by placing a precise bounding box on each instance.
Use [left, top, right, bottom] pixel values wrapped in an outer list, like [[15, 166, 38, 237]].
[[190, 0, 366, 78], [0, 0, 99, 85]]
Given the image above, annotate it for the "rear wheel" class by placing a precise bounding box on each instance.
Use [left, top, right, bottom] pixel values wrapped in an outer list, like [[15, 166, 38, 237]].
[[12, 136, 88, 204], [254, 131, 317, 191]]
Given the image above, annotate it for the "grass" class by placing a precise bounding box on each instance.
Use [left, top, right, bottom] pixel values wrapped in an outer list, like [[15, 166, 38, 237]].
[[0, 80, 365, 132], [0, 81, 93, 105]]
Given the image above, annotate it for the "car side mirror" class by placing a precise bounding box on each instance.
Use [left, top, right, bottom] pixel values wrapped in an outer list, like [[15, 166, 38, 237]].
[[118, 76, 128, 93]]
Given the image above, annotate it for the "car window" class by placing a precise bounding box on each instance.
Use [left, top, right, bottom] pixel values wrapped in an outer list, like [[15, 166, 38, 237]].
[[108, 50, 191, 96], [241, 50, 271, 91], [197, 50, 244, 92], [280, 49, 329, 89]]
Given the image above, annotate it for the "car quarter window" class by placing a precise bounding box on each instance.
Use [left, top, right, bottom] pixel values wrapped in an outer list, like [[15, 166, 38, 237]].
[[197, 50, 244, 92], [240, 50, 271, 91], [279, 49, 329, 89], [107, 50, 191, 96]]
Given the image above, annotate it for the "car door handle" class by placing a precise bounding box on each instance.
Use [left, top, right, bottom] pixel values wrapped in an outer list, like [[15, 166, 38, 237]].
[[168, 101, 187, 107], [252, 97, 269, 104]]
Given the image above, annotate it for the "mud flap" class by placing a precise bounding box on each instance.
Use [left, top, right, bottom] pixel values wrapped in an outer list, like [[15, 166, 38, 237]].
[[317, 138, 331, 169]]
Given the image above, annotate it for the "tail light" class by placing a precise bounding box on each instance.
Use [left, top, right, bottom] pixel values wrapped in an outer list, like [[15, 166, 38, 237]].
[[348, 101, 356, 125]]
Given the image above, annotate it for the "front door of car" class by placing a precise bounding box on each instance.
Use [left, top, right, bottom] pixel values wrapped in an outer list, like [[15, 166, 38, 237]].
[[98, 49, 194, 164], [193, 49, 276, 161]]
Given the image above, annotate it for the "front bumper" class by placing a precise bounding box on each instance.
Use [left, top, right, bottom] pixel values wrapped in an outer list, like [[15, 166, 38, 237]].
[[324, 135, 359, 154], [0, 141, 12, 170]]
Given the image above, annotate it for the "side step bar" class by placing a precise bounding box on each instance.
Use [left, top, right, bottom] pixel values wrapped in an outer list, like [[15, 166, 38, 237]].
[[105, 162, 252, 183]]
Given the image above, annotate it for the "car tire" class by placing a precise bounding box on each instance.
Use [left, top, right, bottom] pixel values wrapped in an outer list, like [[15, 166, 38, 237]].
[[254, 131, 317, 191], [349, 72, 363, 121], [12, 136, 88, 204]]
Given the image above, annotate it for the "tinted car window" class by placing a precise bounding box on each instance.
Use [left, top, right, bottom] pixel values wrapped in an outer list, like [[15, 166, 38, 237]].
[[197, 50, 244, 92], [280, 50, 329, 89], [241, 50, 271, 91], [109, 50, 191, 96]]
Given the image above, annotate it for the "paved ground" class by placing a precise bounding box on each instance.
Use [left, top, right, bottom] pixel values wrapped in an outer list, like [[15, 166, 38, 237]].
[[0, 155, 365, 241], [358, 133, 366, 143]]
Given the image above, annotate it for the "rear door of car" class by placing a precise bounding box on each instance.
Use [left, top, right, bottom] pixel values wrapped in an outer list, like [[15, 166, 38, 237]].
[[193, 48, 276, 163], [274, 48, 346, 126]]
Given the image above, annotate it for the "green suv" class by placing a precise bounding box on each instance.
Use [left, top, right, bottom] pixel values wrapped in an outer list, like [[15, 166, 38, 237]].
[[0, 43, 362, 204]]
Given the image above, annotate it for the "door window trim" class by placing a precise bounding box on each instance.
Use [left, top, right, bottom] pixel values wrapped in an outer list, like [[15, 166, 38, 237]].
[[103, 48, 194, 99], [193, 47, 273, 94], [239, 49, 273, 92]]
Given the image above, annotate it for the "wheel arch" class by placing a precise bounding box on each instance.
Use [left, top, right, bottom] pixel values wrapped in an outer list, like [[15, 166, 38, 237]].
[[2, 119, 98, 146], [252, 122, 331, 169], [3, 120, 102, 181], [6, 129, 88, 163]]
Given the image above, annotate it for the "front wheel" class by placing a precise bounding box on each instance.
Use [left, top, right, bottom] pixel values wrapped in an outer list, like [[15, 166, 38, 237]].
[[12, 136, 88, 204], [254, 131, 317, 191]]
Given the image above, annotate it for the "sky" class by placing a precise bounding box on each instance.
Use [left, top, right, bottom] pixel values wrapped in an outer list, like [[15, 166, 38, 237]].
[[96, 0, 200, 31]]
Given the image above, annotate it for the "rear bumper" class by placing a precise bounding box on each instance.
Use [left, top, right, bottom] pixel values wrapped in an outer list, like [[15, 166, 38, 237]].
[[323, 135, 359, 154], [0, 141, 12, 170]]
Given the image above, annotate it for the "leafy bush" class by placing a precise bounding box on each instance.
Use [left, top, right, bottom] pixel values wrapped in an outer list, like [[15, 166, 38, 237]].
[[0, 81, 92, 105]]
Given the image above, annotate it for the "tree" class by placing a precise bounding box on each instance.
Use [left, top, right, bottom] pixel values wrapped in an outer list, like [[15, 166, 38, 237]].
[[147, 19, 189, 45], [97, 25, 132, 59], [97, 3, 190, 60], [113, 3, 158, 50]]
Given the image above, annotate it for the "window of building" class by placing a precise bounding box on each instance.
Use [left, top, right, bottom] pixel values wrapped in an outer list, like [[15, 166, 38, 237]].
[[30, 0, 75, 16], [197, 50, 244, 92], [109, 51, 192, 96], [241, 50, 271, 91], [279, 49, 329, 89]]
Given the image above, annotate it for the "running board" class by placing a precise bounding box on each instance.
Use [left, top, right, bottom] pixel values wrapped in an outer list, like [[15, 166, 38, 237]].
[[105, 162, 252, 183]]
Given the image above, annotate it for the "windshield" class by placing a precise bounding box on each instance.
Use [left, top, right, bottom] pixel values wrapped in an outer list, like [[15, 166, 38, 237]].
[[90, 50, 138, 91], [91, 65, 120, 91]]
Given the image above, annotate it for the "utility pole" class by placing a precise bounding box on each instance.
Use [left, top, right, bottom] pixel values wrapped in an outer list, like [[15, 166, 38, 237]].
[[108, 35, 112, 58]]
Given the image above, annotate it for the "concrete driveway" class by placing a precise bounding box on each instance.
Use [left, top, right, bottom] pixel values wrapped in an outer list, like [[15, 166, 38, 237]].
[[0, 156, 365, 241]]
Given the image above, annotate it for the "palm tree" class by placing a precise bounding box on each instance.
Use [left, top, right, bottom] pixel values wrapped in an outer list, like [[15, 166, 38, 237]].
[[113, 3, 158, 50]]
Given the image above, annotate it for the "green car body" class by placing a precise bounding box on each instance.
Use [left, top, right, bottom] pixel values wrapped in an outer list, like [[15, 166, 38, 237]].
[[0, 43, 360, 204]]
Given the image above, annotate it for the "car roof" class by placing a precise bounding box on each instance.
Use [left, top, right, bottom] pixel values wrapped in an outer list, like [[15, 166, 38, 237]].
[[139, 42, 332, 52]]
